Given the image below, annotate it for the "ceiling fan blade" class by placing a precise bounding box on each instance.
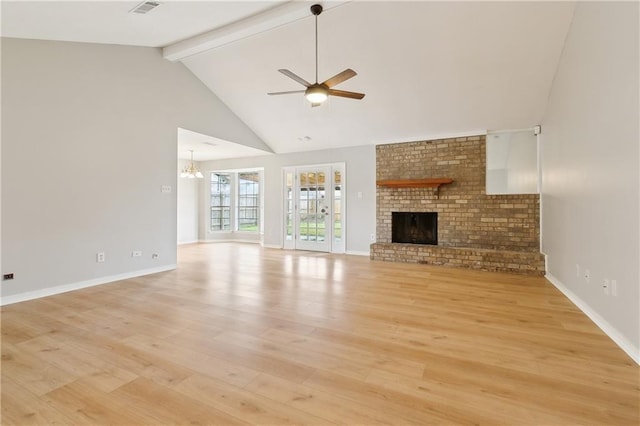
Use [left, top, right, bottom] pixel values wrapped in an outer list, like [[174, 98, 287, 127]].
[[322, 69, 357, 88], [278, 69, 311, 87], [328, 89, 366, 100], [267, 90, 306, 96]]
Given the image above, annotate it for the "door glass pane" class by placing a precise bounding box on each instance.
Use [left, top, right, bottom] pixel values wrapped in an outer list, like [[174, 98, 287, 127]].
[[299, 173, 309, 241], [334, 171, 342, 243], [285, 171, 293, 240], [318, 171, 326, 242], [309, 180, 317, 242]]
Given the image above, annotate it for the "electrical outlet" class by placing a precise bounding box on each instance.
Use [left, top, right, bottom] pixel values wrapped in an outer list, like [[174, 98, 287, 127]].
[[96, 252, 105, 263], [584, 269, 590, 283], [370, 234, 375, 242], [132, 250, 142, 257], [152, 253, 159, 260], [3, 273, 14, 280], [611, 280, 617, 296]]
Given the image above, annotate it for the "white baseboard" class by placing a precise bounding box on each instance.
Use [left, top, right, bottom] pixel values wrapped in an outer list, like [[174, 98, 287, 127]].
[[177, 240, 199, 245], [346, 250, 370, 256], [199, 239, 260, 244], [545, 273, 639, 364], [0, 264, 176, 306], [262, 244, 282, 249]]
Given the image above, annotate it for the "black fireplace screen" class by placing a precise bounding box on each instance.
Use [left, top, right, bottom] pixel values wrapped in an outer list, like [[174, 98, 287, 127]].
[[392, 212, 437, 245]]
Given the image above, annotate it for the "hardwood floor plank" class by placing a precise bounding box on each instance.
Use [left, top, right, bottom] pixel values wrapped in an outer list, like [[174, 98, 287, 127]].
[[245, 372, 430, 425], [365, 368, 574, 425], [1, 377, 78, 425], [260, 327, 426, 378], [1, 343, 77, 396], [214, 329, 373, 380], [39, 328, 196, 388], [168, 328, 317, 384], [44, 379, 153, 425], [111, 377, 250, 425], [303, 368, 479, 425], [122, 333, 261, 388], [173, 373, 333, 425]]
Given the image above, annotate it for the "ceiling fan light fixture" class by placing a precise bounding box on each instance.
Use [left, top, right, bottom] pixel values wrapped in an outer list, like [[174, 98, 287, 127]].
[[305, 86, 328, 103]]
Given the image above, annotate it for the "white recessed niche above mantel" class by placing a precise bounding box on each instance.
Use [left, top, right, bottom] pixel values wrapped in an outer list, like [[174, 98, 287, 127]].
[[486, 129, 539, 195]]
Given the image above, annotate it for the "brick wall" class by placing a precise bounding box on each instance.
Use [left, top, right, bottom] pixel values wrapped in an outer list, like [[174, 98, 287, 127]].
[[372, 135, 544, 275]]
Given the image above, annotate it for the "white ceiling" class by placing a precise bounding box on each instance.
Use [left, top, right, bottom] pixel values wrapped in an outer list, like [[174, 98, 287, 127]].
[[2, 1, 576, 156], [0, 1, 286, 47], [177, 127, 272, 161]]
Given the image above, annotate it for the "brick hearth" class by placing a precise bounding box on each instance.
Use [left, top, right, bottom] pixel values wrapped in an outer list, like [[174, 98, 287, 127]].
[[371, 135, 545, 275]]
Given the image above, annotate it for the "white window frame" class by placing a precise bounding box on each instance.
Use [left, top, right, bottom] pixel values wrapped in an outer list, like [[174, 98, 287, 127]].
[[208, 168, 263, 235]]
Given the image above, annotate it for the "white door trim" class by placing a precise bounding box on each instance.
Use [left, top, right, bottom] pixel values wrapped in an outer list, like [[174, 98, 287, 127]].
[[282, 163, 346, 253]]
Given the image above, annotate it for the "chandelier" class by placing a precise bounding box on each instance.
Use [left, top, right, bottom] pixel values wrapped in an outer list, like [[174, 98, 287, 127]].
[[180, 150, 204, 179]]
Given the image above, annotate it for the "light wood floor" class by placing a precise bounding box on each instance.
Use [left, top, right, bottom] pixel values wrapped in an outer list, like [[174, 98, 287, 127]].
[[2, 243, 638, 425]]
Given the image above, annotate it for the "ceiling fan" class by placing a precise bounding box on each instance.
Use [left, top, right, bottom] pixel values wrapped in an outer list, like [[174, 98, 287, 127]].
[[268, 3, 365, 107]]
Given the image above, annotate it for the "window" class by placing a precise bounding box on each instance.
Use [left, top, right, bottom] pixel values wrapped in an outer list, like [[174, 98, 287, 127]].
[[210, 170, 261, 233], [238, 172, 259, 231], [210, 173, 231, 231]]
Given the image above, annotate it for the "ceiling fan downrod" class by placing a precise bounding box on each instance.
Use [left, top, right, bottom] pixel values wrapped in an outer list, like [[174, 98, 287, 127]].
[[311, 4, 323, 84]]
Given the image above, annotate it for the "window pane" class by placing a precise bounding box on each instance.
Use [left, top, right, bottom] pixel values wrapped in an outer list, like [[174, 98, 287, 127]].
[[210, 173, 231, 231], [238, 172, 260, 232]]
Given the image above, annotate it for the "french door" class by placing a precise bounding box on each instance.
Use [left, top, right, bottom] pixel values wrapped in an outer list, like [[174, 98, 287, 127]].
[[283, 163, 345, 253]]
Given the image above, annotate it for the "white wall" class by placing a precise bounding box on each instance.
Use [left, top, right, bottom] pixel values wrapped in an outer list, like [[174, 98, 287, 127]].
[[1, 38, 269, 302], [177, 159, 199, 244], [540, 3, 639, 361], [200, 145, 376, 254]]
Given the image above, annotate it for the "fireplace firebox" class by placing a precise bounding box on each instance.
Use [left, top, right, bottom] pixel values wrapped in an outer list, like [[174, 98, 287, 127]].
[[392, 212, 437, 245]]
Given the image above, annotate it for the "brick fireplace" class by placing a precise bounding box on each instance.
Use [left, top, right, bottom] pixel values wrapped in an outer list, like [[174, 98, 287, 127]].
[[370, 135, 545, 275]]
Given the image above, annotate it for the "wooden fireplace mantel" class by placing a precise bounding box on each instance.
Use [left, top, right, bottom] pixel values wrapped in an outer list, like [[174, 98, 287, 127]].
[[376, 178, 453, 198], [376, 178, 453, 188]]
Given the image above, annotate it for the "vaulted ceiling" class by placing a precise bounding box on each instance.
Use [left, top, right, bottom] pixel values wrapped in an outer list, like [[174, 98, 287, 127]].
[[2, 1, 576, 155]]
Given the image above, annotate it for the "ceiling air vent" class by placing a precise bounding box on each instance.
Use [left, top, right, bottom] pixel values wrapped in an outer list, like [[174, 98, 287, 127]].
[[130, 1, 161, 14]]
